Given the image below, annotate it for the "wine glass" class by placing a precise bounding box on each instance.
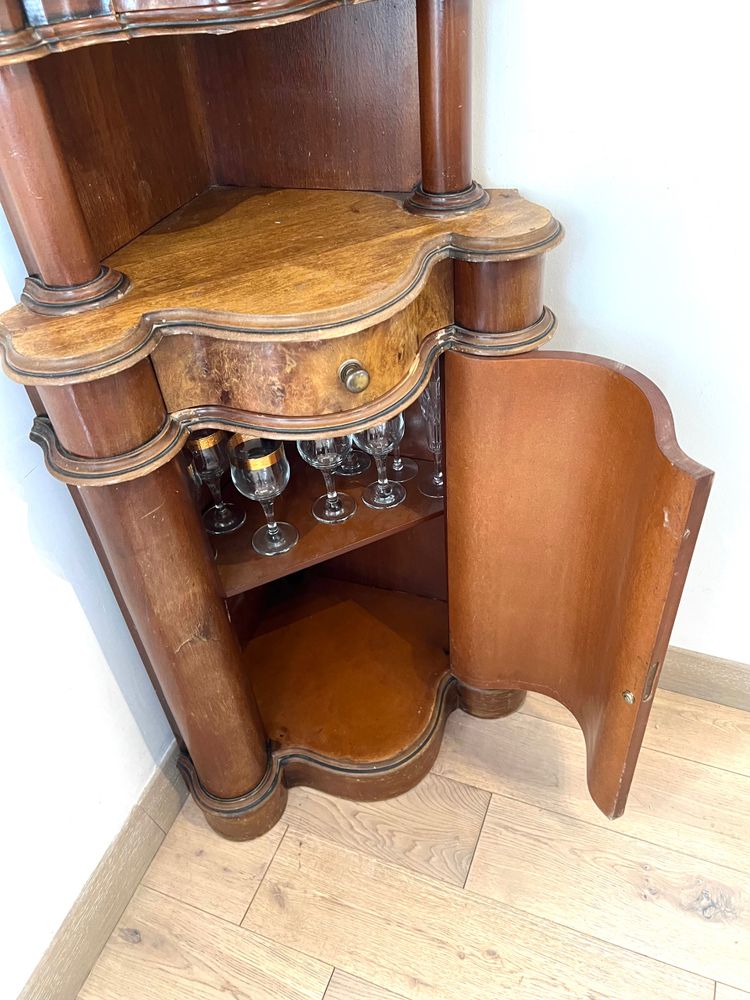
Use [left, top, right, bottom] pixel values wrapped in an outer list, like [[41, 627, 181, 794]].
[[297, 436, 357, 524], [353, 415, 407, 509], [186, 430, 246, 535], [337, 443, 372, 477], [419, 371, 445, 500], [389, 436, 418, 482], [228, 436, 299, 557]]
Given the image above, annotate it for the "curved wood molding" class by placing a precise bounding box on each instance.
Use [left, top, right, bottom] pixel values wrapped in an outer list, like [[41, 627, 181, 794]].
[[30, 309, 557, 486], [21, 266, 131, 315], [178, 674, 458, 840], [0, 0, 376, 65], [0, 188, 563, 385]]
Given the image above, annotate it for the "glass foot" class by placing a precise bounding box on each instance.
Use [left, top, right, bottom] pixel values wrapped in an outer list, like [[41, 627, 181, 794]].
[[312, 492, 357, 524], [418, 473, 445, 500], [252, 521, 299, 556], [362, 479, 407, 510], [389, 456, 418, 482], [203, 502, 246, 535], [337, 450, 372, 476]]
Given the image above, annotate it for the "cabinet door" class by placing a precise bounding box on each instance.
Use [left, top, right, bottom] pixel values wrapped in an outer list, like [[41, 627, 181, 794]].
[[444, 350, 712, 819]]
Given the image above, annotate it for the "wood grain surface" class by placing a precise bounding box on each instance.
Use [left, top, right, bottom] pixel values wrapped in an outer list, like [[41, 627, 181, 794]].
[[0, 187, 562, 384]]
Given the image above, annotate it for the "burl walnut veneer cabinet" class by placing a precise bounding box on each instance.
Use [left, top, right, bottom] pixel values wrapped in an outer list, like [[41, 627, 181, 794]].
[[0, 0, 712, 839]]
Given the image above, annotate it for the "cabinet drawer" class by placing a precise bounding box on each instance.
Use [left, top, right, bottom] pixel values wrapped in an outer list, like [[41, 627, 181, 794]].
[[150, 261, 453, 424]]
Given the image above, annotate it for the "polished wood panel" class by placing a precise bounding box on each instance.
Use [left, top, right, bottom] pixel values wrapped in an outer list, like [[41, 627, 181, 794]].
[[78, 885, 333, 1000], [216, 455, 444, 598], [0, 187, 562, 385], [245, 834, 713, 1000], [37, 38, 211, 259], [194, 1, 420, 192], [0, 0, 377, 64], [445, 351, 713, 819], [454, 257, 545, 332]]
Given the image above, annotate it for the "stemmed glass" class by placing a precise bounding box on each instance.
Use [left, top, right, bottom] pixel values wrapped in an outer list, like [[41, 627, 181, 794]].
[[353, 415, 407, 510], [228, 436, 299, 557], [297, 436, 357, 524], [337, 443, 371, 478], [389, 441, 418, 483], [186, 430, 246, 535], [419, 369, 445, 500]]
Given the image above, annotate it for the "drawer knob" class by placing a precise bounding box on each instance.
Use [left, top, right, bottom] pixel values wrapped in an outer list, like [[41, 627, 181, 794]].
[[339, 359, 370, 394]]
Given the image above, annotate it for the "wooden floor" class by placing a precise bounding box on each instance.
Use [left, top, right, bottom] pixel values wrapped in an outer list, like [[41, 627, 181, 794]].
[[79, 688, 750, 1000]]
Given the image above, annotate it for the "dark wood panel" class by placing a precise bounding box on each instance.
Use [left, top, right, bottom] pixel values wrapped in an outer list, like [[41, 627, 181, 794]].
[[37, 36, 211, 258], [194, 0, 420, 191]]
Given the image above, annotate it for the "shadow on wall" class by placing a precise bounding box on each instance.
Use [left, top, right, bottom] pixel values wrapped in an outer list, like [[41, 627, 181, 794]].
[[0, 211, 171, 767]]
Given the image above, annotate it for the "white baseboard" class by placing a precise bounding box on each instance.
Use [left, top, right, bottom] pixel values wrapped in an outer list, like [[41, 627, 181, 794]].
[[18, 740, 186, 1000]]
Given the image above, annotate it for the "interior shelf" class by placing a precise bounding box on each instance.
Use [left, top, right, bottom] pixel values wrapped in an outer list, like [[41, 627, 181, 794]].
[[243, 577, 450, 765], [216, 454, 444, 598]]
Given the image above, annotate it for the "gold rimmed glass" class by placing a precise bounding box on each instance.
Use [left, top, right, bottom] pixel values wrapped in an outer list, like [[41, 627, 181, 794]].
[[228, 436, 298, 557], [186, 430, 246, 535]]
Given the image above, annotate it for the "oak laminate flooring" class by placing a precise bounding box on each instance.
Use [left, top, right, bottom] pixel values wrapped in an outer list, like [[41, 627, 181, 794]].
[[324, 970, 408, 1000], [244, 834, 713, 1000], [142, 798, 287, 923], [284, 774, 489, 887], [467, 795, 750, 990], [433, 709, 750, 875], [78, 884, 332, 1000], [519, 689, 750, 776]]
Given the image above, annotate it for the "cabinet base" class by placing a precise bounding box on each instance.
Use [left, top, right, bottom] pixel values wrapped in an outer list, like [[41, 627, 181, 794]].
[[457, 682, 527, 719]]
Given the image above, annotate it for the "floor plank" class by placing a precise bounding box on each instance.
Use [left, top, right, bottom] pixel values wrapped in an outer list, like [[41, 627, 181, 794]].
[[467, 794, 750, 991], [433, 709, 750, 874], [325, 970, 408, 1000], [716, 985, 750, 1000], [244, 832, 713, 1000], [284, 773, 489, 887], [142, 797, 286, 923], [79, 884, 332, 1000], [519, 689, 750, 776]]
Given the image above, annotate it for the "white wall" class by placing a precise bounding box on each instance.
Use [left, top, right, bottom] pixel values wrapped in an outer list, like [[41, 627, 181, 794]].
[[0, 214, 173, 996], [1, 0, 749, 993], [474, 0, 750, 664]]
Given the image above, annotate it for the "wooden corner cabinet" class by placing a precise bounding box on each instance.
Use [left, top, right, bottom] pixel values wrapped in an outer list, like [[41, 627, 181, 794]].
[[0, 0, 712, 840]]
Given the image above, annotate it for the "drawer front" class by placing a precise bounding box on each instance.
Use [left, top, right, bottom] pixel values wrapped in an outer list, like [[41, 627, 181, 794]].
[[151, 261, 453, 424]]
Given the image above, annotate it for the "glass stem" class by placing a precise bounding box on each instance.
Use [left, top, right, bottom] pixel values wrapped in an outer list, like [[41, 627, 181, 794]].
[[374, 455, 392, 498], [260, 499, 281, 542], [392, 445, 404, 473], [322, 470, 342, 513], [206, 478, 225, 510], [432, 449, 444, 487]]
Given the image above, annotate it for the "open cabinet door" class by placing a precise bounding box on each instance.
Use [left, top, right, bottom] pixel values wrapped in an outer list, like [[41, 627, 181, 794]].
[[444, 350, 713, 819]]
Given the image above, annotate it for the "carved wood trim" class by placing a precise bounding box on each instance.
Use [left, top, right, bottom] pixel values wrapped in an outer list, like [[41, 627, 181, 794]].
[[0, 0, 376, 65], [30, 309, 557, 485]]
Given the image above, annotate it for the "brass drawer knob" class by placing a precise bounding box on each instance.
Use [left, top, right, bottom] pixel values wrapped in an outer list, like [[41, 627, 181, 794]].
[[339, 359, 371, 394]]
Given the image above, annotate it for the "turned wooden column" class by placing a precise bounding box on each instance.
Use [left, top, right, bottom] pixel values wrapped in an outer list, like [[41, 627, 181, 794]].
[[406, 0, 488, 215], [0, 61, 128, 314], [36, 361, 270, 802], [445, 256, 548, 718]]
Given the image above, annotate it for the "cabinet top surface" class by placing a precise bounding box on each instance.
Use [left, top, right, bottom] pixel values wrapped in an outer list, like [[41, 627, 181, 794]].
[[0, 187, 562, 384], [0, 0, 376, 65]]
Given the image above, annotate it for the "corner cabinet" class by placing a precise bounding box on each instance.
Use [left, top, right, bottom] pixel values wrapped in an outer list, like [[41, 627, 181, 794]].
[[0, 0, 711, 839]]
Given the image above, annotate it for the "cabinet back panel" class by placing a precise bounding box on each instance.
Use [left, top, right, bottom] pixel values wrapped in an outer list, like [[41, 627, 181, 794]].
[[193, 0, 420, 192], [38, 37, 211, 259]]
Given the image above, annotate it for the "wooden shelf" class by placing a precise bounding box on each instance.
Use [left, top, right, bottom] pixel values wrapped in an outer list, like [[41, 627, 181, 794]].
[[244, 577, 450, 766], [215, 454, 444, 598]]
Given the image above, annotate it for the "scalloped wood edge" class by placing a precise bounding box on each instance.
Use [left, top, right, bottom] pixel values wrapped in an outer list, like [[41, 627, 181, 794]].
[[29, 310, 557, 485], [0, 0, 374, 66]]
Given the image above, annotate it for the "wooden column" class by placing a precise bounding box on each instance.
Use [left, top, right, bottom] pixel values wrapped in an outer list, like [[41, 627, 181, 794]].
[[445, 256, 548, 719], [37, 362, 271, 806], [406, 0, 488, 215], [0, 61, 128, 314]]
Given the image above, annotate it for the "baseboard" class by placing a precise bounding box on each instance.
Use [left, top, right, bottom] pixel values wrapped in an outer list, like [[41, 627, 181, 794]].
[[18, 740, 186, 1000], [660, 646, 750, 713]]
